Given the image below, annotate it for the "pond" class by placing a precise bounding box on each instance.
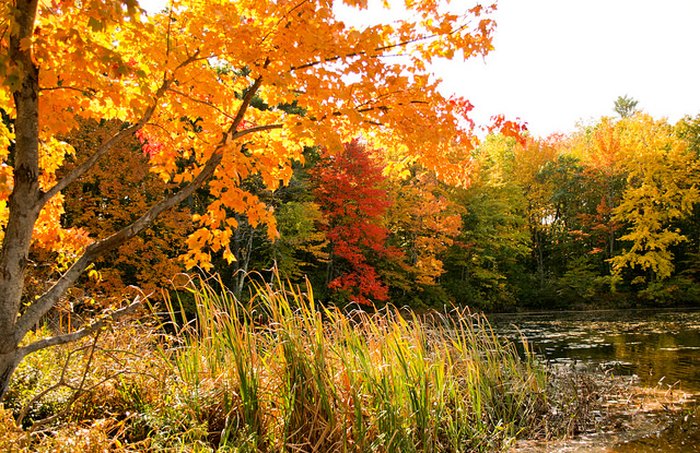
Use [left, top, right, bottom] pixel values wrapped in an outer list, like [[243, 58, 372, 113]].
[[488, 308, 700, 452]]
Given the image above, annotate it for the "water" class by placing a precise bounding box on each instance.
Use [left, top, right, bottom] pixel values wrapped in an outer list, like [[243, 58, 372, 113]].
[[487, 308, 700, 451]]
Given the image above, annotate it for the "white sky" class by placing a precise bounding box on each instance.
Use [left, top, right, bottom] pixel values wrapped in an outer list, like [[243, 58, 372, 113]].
[[140, 0, 700, 138], [436, 0, 700, 137]]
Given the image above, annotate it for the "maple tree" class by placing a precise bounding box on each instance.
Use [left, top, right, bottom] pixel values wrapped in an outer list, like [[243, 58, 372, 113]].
[[568, 118, 628, 270], [59, 120, 193, 299], [313, 140, 398, 305], [609, 114, 700, 281], [0, 0, 495, 396]]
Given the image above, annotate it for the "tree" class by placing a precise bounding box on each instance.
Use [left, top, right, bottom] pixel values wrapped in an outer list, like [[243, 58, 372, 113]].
[[314, 140, 398, 305], [610, 114, 700, 281], [0, 0, 495, 396], [569, 118, 628, 269], [269, 200, 328, 281], [59, 120, 193, 300], [443, 134, 529, 310], [511, 136, 559, 286], [671, 115, 700, 302], [260, 147, 329, 285], [385, 164, 462, 301], [613, 95, 639, 118]]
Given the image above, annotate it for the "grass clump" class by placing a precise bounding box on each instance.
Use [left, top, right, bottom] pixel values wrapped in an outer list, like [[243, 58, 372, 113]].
[[155, 276, 555, 452], [1, 276, 609, 451]]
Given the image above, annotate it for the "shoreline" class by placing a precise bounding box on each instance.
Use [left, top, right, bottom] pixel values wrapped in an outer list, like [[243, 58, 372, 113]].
[[512, 384, 698, 452]]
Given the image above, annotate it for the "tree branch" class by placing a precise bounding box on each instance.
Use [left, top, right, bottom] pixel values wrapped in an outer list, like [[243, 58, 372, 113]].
[[233, 123, 283, 140], [39, 121, 151, 206], [290, 22, 474, 72], [15, 150, 221, 337], [228, 74, 265, 136], [17, 337, 99, 428], [39, 50, 203, 208], [168, 87, 236, 121], [18, 294, 146, 358], [38, 85, 96, 96]]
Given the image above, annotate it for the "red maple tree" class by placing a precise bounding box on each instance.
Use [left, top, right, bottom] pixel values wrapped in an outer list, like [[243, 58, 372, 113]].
[[314, 140, 400, 305]]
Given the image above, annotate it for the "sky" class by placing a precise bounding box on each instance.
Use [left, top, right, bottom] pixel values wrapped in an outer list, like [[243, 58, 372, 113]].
[[141, 0, 700, 138], [435, 0, 700, 137]]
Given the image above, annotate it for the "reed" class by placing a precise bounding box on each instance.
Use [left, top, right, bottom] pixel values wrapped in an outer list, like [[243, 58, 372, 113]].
[[0, 275, 639, 452], [157, 275, 553, 452]]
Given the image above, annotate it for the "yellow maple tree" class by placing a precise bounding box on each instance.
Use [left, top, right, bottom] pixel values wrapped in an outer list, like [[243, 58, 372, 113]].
[[609, 114, 700, 280], [386, 166, 462, 287]]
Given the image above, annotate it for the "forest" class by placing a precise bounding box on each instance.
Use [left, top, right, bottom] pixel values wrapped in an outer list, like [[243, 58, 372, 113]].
[[55, 101, 700, 313], [1, 0, 700, 450]]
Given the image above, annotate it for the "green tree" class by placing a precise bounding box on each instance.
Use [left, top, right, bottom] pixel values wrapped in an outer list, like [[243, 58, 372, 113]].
[[443, 134, 530, 310], [613, 95, 639, 118]]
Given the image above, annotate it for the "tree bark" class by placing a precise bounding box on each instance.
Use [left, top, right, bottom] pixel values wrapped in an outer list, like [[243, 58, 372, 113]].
[[0, 0, 41, 357], [0, 351, 23, 399]]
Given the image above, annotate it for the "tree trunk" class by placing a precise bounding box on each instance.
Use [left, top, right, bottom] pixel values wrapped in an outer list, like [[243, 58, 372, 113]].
[[0, 0, 41, 395], [234, 226, 255, 299], [0, 351, 24, 400]]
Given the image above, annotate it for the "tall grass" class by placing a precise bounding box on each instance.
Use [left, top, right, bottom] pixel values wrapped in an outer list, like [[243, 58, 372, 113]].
[[159, 276, 553, 452]]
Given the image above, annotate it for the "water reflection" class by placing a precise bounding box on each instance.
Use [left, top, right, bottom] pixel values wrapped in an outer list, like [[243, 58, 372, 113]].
[[489, 309, 700, 392]]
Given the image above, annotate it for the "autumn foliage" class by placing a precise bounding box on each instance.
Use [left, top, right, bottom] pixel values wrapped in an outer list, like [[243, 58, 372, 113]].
[[60, 120, 192, 298], [314, 141, 398, 305], [2, 0, 700, 429], [0, 0, 499, 397]]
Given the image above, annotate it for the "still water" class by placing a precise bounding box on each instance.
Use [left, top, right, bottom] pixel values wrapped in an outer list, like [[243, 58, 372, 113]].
[[488, 309, 700, 452]]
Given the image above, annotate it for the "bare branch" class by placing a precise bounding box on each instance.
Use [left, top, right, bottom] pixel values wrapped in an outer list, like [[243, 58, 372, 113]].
[[16, 338, 99, 428], [39, 86, 96, 96], [228, 74, 265, 136], [290, 50, 368, 72], [232, 123, 283, 140], [18, 294, 146, 357], [168, 87, 236, 121]]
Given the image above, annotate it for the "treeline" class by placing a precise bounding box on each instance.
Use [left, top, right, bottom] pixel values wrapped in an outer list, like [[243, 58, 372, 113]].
[[39, 109, 700, 312]]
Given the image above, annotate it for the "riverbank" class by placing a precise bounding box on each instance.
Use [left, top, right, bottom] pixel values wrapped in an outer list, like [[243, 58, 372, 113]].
[[513, 387, 698, 452]]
